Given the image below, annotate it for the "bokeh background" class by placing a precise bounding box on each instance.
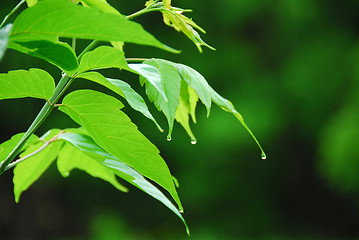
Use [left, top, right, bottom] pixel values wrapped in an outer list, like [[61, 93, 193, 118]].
[[1, 0, 359, 239]]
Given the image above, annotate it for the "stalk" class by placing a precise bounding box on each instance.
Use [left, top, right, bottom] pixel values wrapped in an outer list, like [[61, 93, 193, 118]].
[[0, 0, 25, 29], [0, 74, 70, 174], [0, 41, 99, 175]]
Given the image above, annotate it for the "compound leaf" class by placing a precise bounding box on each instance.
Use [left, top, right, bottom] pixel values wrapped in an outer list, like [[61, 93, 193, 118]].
[[13, 129, 63, 203], [0, 68, 55, 101], [57, 142, 128, 192], [10, 0, 178, 53], [58, 89, 183, 211]]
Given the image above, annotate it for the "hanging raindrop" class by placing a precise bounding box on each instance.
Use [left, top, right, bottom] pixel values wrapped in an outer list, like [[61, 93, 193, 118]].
[[167, 136, 172, 141], [261, 152, 267, 160], [190, 140, 197, 145]]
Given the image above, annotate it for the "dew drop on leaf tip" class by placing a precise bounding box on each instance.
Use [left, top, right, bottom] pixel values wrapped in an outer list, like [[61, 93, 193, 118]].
[[190, 140, 197, 145], [167, 136, 172, 141], [261, 152, 267, 160]]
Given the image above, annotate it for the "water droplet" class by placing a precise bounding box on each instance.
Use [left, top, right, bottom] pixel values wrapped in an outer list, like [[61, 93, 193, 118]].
[[61, 72, 66, 78], [167, 136, 172, 141], [179, 209, 184, 213], [261, 152, 267, 160], [191, 140, 197, 145]]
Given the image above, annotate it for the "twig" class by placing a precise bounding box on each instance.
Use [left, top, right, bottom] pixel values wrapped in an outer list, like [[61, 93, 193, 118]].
[[5, 130, 64, 170]]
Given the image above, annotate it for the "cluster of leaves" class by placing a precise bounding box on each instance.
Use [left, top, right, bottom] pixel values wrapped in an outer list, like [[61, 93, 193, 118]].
[[0, 0, 264, 234]]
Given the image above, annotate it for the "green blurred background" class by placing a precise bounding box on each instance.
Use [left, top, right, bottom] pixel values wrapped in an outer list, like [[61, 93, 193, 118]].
[[1, 0, 359, 239]]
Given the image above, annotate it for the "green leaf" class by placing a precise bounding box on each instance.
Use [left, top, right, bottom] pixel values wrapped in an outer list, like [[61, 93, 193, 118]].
[[13, 129, 63, 203], [174, 63, 212, 115], [58, 131, 189, 235], [0, 24, 12, 61], [58, 89, 183, 211], [0, 68, 55, 101], [76, 71, 163, 131], [10, 0, 178, 53], [57, 142, 128, 192], [78, 46, 128, 74], [131, 59, 213, 140], [25, 0, 37, 7], [8, 39, 79, 75], [135, 59, 182, 140], [175, 81, 198, 143], [131, 59, 265, 154], [128, 63, 168, 102], [210, 87, 266, 159], [0, 133, 39, 164]]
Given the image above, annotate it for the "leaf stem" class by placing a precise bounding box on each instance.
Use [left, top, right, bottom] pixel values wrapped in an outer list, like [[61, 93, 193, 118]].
[[78, 40, 99, 61], [125, 58, 149, 62], [0, 0, 25, 29], [126, 1, 161, 20], [72, 38, 76, 52], [0, 74, 70, 174], [5, 130, 64, 171]]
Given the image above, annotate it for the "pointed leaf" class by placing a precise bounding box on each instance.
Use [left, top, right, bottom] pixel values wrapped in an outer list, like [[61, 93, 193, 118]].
[[10, 0, 178, 53], [8, 39, 78, 75], [175, 63, 212, 115], [78, 46, 128, 74], [210, 87, 266, 159], [57, 143, 128, 192], [0, 133, 39, 164], [136, 59, 182, 139], [0, 68, 55, 101], [0, 24, 12, 61], [58, 90, 183, 211], [13, 129, 63, 202], [58, 131, 189, 235], [76, 72, 162, 131], [175, 81, 198, 142], [106, 78, 163, 131]]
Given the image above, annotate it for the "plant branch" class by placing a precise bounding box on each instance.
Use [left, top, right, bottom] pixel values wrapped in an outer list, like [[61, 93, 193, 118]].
[[5, 130, 64, 171], [0, 39, 101, 175], [0, 0, 25, 29], [0, 74, 70, 174]]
